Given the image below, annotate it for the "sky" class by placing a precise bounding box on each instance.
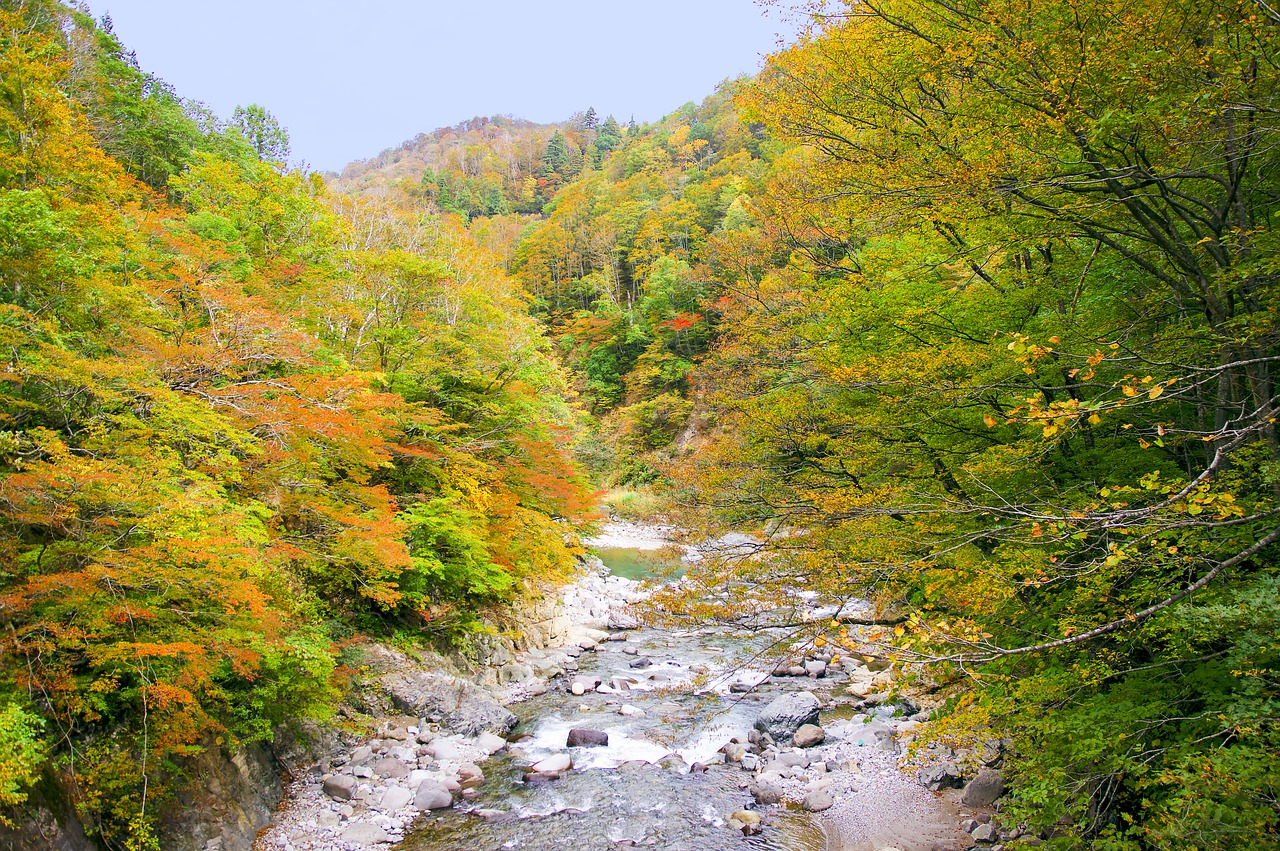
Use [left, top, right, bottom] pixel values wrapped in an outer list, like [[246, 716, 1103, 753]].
[[93, 1, 801, 173]]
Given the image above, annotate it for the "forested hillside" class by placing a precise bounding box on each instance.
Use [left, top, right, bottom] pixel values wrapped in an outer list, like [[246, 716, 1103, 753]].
[[0, 3, 592, 847]]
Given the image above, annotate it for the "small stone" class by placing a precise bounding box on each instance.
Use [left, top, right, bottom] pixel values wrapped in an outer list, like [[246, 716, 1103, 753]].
[[618, 705, 646, 717], [804, 660, 828, 678], [316, 810, 341, 827], [570, 682, 587, 696], [629, 656, 653, 669]]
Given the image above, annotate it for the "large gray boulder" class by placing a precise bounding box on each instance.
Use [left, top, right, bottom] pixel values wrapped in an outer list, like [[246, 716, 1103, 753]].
[[754, 691, 821, 742], [322, 774, 356, 801], [413, 780, 454, 810], [962, 768, 1006, 807]]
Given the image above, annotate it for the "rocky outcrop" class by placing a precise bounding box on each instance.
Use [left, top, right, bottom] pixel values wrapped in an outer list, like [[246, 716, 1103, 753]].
[[160, 742, 282, 851], [366, 644, 517, 737]]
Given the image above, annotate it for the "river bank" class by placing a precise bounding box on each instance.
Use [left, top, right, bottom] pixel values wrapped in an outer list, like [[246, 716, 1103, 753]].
[[252, 523, 999, 851]]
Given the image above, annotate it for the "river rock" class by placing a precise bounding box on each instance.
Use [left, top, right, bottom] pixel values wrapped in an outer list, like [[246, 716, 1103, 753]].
[[804, 788, 835, 812], [523, 770, 561, 785], [532, 753, 573, 773], [793, 724, 826, 748], [918, 762, 964, 791], [566, 728, 610, 747], [805, 660, 827, 678], [754, 691, 821, 742], [323, 774, 357, 801], [342, 822, 389, 844], [457, 762, 485, 788], [413, 780, 454, 810], [475, 731, 507, 754], [618, 704, 645, 717], [379, 786, 413, 811], [722, 743, 748, 763], [750, 778, 786, 805], [373, 756, 409, 779], [728, 809, 763, 835], [962, 768, 1006, 807], [571, 681, 588, 696], [971, 823, 997, 842], [426, 738, 462, 760], [629, 656, 653, 669]]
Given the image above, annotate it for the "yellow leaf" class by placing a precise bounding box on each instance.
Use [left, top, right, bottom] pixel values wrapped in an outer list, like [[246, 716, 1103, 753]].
[[893, 625, 905, 637], [1043, 424, 1059, 438], [1148, 385, 1164, 400], [1122, 385, 1138, 397], [983, 414, 998, 428]]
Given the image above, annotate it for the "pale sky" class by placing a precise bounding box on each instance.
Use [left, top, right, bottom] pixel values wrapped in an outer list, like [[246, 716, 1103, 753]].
[[92, 1, 799, 173]]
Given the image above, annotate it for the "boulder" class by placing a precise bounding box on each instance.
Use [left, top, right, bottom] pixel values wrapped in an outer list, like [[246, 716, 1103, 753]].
[[750, 779, 786, 805], [379, 786, 413, 811], [372, 757, 409, 779], [971, 823, 997, 842], [322, 774, 356, 801], [475, 732, 507, 754], [804, 660, 828, 678], [962, 768, 1006, 807], [413, 780, 453, 810], [426, 738, 462, 760], [629, 656, 653, 669], [566, 728, 610, 747], [793, 724, 826, 748], [918, 762, 964, 791], [728, 809, 763, 835], [804, 788, 835, 812], [754, 691, 821, 742]]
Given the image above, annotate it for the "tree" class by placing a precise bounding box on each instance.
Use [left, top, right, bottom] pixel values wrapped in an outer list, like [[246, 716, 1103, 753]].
[[230, 103, 290, 166]]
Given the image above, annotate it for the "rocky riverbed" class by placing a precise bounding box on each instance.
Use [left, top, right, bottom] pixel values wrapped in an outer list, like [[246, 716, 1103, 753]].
[[252, 524, 1017, 851]]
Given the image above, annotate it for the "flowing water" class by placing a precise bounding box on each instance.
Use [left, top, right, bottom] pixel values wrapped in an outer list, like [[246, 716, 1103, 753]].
[[400, 547, 830, 851]]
